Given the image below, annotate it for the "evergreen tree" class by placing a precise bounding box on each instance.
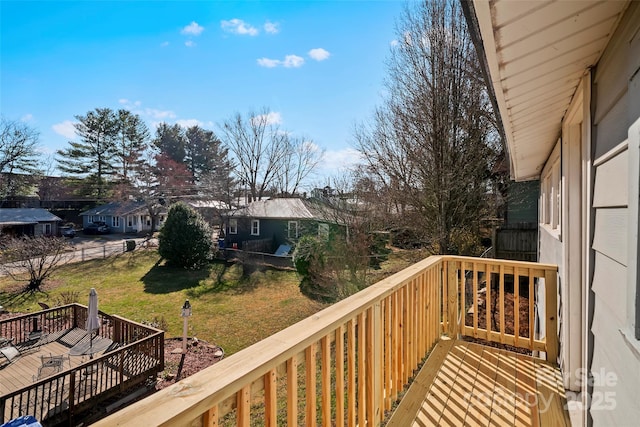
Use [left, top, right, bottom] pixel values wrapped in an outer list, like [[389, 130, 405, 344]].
[[158, 202, 213, 269], [114, 109, 149, 183], [56, 108, 118, 199]]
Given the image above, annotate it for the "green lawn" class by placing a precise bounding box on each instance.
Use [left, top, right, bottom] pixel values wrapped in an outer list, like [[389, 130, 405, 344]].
[[0, 251, 326, 355]]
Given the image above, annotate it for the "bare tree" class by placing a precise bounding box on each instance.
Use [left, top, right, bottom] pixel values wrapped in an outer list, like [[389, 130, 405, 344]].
[[220, 108, 319, 201], [0, 236, 71, 293], [275, 137, 324, 196], [354, 0, 498, 254], [0, 117, 41, 203]]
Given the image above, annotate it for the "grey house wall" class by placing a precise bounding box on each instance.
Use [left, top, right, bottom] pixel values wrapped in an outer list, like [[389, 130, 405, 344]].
[[588, 3, 640, 425], [225, 218, 317, 252]]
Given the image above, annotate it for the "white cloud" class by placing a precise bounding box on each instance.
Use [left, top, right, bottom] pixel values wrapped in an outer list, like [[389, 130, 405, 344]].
[[257, 55, 304, 68], [52, 120, 76, 139], [251, 111, 282, 126], [144, 108, 176, 120], [264, 21, 279, 34], [160, 41, 169, 47], [257, 57, 280, 68], [20, 113, 33, 122], [308, 48, 330, 61], [119, 99, 142, 109], [390, 39, 399, 47], [318, 148, 363, 173], [176, 119, 202, 128], [283, 55, 304, 68], [185, 40, 195, 47], [181, 21, 204, 36], [221, 18, 258, 36]]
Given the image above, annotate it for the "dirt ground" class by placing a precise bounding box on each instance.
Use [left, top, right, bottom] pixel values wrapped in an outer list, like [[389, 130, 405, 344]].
[[156, 337, 225, 390]]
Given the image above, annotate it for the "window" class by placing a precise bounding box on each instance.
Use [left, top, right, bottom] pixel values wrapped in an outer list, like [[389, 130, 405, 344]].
[[540, 143, 561, 235], [229, 219, 238, 234], [318, 223, 329, 240], [146, 216, 151, 226], [288, 221, 299, 239], [43, 223, 51, 235], [112, 217, 120, 227], [127, 216, 133, 227], [251, 219, 260, 236]]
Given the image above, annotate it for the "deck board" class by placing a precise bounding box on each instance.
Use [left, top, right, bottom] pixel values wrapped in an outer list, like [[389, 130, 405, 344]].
[[0, 328, 114, 394], [387, 340, 570, 427]]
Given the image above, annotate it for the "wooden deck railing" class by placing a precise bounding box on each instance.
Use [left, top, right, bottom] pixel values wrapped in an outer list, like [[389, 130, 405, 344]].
[[93, 256, 558, 427], [0, 304, 164, 424]]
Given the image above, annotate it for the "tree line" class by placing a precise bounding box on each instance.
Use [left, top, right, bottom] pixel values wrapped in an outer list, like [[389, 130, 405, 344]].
[[1, 107, 324, 216], [3, 0, 507, 262]]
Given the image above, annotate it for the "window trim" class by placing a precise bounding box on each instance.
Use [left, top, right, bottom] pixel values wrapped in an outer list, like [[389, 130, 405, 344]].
[[540, 141, 561, 239], [251, 219, 260, 236], [318, 223, 329, 240], [288, 221, 299, 239]]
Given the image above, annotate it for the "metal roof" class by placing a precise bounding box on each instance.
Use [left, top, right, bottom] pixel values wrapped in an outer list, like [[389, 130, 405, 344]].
[[470, 0, 629, 180], [0, 208, 62, 224], [229, 198, 340, 222], [79, 201, 149, 217]]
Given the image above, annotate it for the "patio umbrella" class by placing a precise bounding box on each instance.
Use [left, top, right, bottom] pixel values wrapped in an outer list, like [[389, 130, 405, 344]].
[[86, 288, 101, 358]]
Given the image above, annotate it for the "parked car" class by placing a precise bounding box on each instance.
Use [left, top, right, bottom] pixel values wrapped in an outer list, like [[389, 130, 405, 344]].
[[60, 226, 76, 238], [83, 221, 110, 235]]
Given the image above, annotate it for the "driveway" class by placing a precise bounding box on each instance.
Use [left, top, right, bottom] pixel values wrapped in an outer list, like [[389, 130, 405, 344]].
[[0, 234, 156, 278]]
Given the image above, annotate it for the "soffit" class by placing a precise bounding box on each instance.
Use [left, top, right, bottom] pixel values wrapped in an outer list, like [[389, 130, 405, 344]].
[[473, 0, 629, 180]]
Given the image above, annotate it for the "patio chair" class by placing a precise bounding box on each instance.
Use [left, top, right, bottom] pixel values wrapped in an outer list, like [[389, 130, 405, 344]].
[[36, 353, 68, 379], [16, 317, 48, 353], [0, 344, 20, 369]]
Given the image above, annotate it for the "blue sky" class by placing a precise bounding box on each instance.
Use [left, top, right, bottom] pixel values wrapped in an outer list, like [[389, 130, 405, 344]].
[[1, 1, 409, 182]]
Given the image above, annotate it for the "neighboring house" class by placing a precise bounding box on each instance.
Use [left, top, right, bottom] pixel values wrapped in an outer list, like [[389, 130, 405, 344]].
[[465, 1, 640, 424], [0, 208, 62, 237], [222, 198, 345, 253], [186, 199, 232, 227], [80, 201, 167, 234]]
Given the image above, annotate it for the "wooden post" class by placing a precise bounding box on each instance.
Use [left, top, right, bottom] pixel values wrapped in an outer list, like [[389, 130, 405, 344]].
[[369, 303, 382, 424], [202, 406, 218, 427], [545, 268, 559, 363], [286, 357, 298, 426], [264, 369, 277, 427], [447, 261, 459, 338]]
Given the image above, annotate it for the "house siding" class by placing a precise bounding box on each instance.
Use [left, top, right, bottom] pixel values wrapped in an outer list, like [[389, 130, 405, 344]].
[[589, 3, 640, 424]]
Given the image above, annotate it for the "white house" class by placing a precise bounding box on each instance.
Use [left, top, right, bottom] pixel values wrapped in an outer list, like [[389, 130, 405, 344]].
[[79, 201, 166, 234], [465, 1, 640, 425]]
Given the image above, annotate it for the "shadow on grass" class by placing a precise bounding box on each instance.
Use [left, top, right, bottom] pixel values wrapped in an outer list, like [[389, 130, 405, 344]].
[[142, 258, 232, 295], [0, 286, 43, 310]]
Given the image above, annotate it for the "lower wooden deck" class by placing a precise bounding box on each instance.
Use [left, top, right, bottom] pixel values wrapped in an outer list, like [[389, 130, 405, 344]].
[[387, 338, 571, 427]]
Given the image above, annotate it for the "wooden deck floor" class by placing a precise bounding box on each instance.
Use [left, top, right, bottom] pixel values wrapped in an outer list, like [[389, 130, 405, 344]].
[[0, 328, 111, 395], [387, 338, 571, 427]]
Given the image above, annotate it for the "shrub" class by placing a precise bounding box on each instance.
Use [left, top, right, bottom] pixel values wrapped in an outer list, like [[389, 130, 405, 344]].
[[293, 235, 338, 302], [158, 202, 213, 269]]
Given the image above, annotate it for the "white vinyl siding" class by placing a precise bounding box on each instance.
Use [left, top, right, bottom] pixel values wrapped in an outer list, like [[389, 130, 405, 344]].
[[588, 5, 640, 423]]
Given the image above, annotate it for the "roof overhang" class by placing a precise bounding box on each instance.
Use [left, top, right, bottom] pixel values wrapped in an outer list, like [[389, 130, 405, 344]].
[[468, 0, 629, 181]]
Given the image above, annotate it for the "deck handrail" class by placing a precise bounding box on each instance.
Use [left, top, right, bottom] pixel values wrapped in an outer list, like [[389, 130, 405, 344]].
[[0, 304, 164, 424], [92, 255, 558, 427]]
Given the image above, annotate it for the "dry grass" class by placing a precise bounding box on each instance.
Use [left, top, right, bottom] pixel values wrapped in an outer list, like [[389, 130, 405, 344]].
[[0, 251, 325, 355]]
